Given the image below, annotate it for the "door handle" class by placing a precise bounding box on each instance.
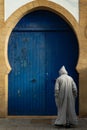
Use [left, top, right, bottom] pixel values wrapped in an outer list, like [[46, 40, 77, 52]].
[[31, 78, 36, 83]]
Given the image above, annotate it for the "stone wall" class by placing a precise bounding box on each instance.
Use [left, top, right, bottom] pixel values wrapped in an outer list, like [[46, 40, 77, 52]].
[[78, 0, 87, 117]]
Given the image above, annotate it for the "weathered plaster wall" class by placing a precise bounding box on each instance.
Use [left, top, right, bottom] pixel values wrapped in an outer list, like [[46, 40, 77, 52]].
[[0, 0, 7, 117], [78, 0, 87, 117], [0, 0, 4, 27]]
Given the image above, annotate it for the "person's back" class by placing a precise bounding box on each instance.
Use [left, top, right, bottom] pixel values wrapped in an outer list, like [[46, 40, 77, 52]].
[[54, 66, 78, 128]]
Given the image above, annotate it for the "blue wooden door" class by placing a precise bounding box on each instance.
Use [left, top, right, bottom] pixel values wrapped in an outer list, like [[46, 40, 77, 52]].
[[45, 31, 79, 114], [8, 10, 79, 115], [8, 31, 46, 115]]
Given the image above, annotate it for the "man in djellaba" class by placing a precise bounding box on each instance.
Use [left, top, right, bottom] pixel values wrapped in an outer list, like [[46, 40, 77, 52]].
[[54, 66, 78, 128]]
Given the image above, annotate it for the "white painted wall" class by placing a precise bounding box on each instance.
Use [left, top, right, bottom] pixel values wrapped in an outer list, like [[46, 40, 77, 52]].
[[48, 0, 79, 22], [4, 0, 79, 22], [4, 0, 34, 21]]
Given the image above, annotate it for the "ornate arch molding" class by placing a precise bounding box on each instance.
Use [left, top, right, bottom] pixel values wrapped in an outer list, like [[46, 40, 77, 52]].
[[4, 0, 80, 75]]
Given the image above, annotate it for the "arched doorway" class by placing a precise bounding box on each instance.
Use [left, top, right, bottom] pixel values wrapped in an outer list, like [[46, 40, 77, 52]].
[[8, 10, 79, 115]]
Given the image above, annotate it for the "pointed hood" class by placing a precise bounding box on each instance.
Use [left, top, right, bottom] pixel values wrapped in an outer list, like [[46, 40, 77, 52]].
[[59, 66, 68, 75]]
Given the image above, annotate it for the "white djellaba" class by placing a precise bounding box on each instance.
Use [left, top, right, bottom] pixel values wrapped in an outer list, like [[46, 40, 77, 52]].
[[54, 66, 78, 126]]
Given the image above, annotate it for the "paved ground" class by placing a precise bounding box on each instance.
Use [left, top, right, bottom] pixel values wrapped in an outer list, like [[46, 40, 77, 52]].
[[0, 117, 87, 130]]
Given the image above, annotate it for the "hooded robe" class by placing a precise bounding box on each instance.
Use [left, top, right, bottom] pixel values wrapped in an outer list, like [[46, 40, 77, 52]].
[[54, 66, 78, 125]]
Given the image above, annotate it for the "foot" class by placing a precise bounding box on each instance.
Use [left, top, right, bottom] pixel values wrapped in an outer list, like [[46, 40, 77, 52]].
[[65, 123, 71, 128], [54, 124, 65, 127]]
